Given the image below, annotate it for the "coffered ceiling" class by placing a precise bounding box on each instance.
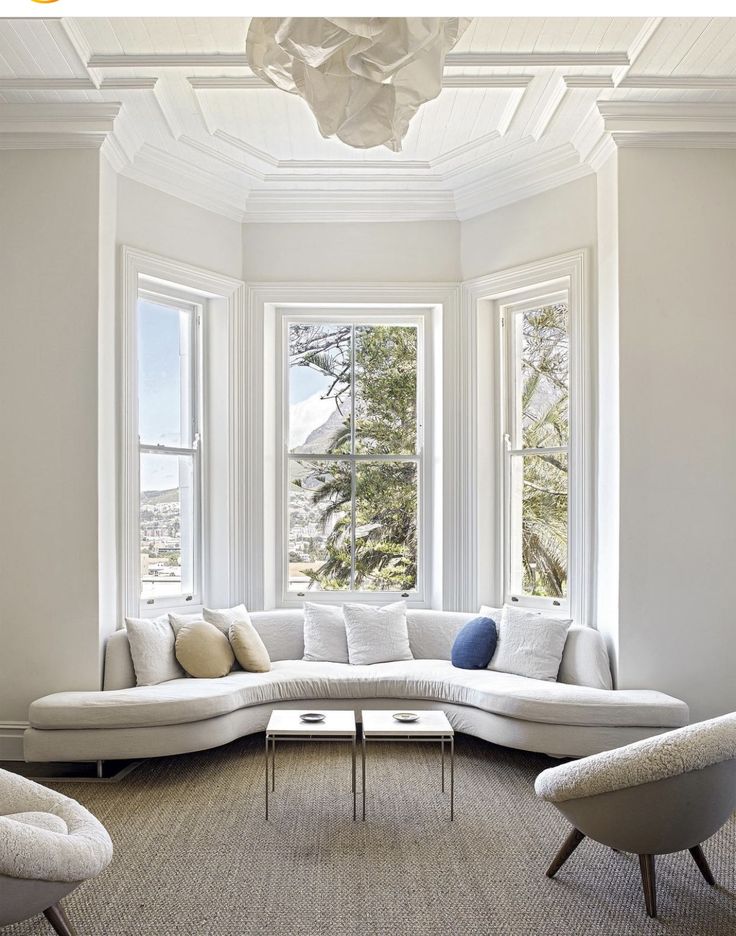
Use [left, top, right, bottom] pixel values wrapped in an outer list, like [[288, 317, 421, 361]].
[[1, 17, 736, 221]]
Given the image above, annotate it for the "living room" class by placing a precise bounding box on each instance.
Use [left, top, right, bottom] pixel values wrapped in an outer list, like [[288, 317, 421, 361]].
[[1, 4, 735, 935]]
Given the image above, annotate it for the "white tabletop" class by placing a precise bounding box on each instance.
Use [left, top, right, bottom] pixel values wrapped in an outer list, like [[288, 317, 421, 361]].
[[266, 709, 356, 736], [361, 709, 453, 736]]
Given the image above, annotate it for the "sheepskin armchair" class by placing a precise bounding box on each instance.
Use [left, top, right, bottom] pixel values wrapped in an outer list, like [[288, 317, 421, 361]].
[[0, 768, 113, 935], [535, 713, 736, 918]]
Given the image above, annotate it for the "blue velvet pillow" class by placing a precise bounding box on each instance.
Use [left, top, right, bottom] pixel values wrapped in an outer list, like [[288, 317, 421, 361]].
[[451, 616, 498, 669]]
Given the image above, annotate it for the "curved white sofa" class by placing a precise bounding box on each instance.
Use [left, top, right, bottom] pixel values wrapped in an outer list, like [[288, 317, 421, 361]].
[[24, 610, 689, 762]]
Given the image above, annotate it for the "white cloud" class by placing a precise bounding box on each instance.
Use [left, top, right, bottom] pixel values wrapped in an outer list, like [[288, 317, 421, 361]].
[[289, 392, 335, 449]]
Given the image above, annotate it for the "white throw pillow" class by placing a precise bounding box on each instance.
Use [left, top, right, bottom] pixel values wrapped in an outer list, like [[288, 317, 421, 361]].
[[481, 605, 572, 682], [202, 604, 251, 637], [303, 602, 349, 663], [124, 615, 184, 686], [342, 601, 413, 665]]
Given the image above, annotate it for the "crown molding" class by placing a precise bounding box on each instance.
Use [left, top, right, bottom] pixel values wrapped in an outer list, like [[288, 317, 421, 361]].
[[610, 131, 736, 149], [599, 101, 736, 137], [529, 77, 567, 141], [101, 77, 159, 90], [0, 102, 121, 148], [89, 50, 629, 69], [243, 187, 457, 223]]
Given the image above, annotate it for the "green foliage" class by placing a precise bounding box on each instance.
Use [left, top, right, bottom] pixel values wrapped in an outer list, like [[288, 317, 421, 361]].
[[519, 304, 569, 598], [290, 325, 418, 592]]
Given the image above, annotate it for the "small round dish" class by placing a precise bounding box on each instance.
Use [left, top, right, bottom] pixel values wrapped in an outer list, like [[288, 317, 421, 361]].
[[392, 712, 419, 723], [299, 712, 326, 723]]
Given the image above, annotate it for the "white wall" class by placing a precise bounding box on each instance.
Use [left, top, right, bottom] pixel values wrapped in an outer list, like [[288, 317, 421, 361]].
[[117, 175, 243, 279], [242, 220, 461, 282], [460, 175, 597, 281], [614, 147, 736, 721], [0, 150, 108, 752]]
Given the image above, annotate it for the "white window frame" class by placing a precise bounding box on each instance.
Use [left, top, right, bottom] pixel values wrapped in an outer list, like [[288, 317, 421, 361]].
[[465, 250, 591, 625], [120, 247, 245, 620], [275, 306, 432, 607], [136, 288, 203, 612], [501, 288, 571, 612]]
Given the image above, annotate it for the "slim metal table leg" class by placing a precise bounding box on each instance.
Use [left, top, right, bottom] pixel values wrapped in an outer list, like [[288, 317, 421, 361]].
[[441, 738, 445, 793], [362, 735, 366, 821], [450, 735, 454, 821], [265, 734, 269, 820], [352, 734, 357, 821], [271, 735, 276, 792]]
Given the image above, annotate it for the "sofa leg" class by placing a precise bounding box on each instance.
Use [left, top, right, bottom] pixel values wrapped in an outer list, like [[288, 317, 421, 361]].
[[44, 902, 77, 936], [546, 827, 585, 878], [638, 854, 657, 918], [689, 844, 716, 885]]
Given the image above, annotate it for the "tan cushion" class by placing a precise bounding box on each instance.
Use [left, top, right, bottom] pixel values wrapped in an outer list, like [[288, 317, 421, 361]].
[[229, 619, 271, 673], [174, 620, 234, 678]]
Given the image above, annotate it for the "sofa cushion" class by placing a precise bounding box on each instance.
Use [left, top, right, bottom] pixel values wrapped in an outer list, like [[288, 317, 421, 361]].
[[302, 602, 349, 663], [483, 606, 572, 681], [31, 660, 688, 732], [174, 620, 235, 678], [343, 601, 413, 664], [229, 618, 271, 673], [451, 616, 498, 669], [124, 615, 184, 687]]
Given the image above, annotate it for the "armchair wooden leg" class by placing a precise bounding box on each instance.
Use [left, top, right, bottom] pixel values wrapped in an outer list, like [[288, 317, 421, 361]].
[[44, 902, 77, 936], [546, 827, 585, 878], [638, 854, 657, 918], [689, 844, 716, 885]]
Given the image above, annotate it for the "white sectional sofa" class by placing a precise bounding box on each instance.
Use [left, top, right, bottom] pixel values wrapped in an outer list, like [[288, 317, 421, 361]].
[[24, 610, 689, 763]]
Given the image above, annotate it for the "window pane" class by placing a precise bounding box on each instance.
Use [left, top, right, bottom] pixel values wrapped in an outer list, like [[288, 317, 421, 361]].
[[138, 300, 194, 447], [140, 453, 195, 599], [355, 325, 418, 455], [288, 324, 351, 455], [354, 461, 417, 592], [288, 459, 351, 591], [519, 303, 568, 449], [509, 452, 568, 598]]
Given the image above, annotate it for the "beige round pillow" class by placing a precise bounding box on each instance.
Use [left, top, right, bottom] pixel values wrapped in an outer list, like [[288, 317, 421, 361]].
[[175, 620, 234, 678], [229, 619, 271, 673]]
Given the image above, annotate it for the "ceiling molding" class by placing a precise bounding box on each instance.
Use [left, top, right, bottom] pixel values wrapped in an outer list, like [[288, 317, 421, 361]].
[[529, 77, 567, 141], [188, 74, 535, 91], [0, 102, 121, 148], [242, 187, 458, 223], [618, 75, 736, 89], [89, 51, 630, 69], [0, 78, 96, 91], [180, 133, 265, 181], [599, 101, 736, 136], [563, 76, 615, 89], [611, 131, 736, 149], [101, 77, 159, 90]]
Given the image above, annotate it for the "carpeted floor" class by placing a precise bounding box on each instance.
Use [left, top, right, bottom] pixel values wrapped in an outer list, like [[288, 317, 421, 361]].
[[3, 734, 735, 936]]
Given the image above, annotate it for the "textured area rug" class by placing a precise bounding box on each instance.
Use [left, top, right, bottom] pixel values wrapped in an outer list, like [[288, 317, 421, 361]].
[[3, 735, 735, 936]]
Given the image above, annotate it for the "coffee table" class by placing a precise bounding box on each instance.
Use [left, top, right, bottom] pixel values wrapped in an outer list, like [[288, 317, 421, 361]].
[[264, 709, 357, 820], [360, 709, 455, 820]]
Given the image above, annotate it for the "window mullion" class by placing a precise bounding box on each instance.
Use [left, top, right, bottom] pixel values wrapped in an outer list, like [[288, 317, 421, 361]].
[[350, 324, 356, 591]]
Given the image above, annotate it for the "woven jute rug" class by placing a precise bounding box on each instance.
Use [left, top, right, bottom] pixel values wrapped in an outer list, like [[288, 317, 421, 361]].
[[3, 734, 735, 935]]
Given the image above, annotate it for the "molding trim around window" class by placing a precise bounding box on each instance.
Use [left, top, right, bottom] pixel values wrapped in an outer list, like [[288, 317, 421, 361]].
[[462, 250, 593, 626], [241, 283, 463, 611], [120, 246, 245, 620]]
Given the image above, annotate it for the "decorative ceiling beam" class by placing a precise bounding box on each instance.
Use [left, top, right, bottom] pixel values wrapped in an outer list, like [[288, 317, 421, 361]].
[[88, 51, 630, 69], [188, 74, 535, 91], [563, 76, 615, 89], [618, 75, 736, 89], [0, 77, 158, 92]]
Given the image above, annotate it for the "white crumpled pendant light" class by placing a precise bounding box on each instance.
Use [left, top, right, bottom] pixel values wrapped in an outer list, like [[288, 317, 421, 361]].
[[246, 17, 471, 152]]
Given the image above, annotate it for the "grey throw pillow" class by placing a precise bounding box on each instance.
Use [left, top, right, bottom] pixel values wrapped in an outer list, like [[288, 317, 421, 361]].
[[124, 615, 184, 686], [342, 601, 413, 665], [303, 602, 349, 663], [482, 605, 572, 681]]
